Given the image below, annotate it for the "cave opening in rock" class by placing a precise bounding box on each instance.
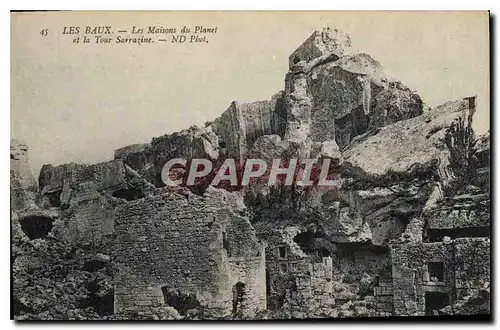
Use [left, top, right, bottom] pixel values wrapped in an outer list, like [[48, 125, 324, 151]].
[[78, 280, 114, 316], [111, 186, 145, 201], [19, 215, 53, 239], [84, 259, 107, 272], [88, 292, 114, 316], [232, 281, 246, 318], [334, 104, 369, 150], [45, 190, 62, 207], [293, 230, 332, 259], [425, 292, 450, 316], [426, 227, 490, 242], [161, 287, 201, 316]]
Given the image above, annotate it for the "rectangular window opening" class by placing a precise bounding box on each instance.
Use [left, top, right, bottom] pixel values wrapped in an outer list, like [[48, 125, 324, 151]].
[[428, 262, 445, 282], [278, 246, 287, 259]]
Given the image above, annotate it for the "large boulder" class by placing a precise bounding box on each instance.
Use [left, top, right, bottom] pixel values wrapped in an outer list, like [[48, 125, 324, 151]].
[[39, 159, 127, 207], [369, 81, 423, 128], [212, 92, 286, 159], [150, 125, 219, 183], [342, 96, 476, 184], [288, 28, 351, 69], [284, 50, 392, 150]]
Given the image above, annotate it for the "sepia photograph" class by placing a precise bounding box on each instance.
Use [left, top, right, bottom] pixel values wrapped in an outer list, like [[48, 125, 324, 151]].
[[10, 11, 491, 321]]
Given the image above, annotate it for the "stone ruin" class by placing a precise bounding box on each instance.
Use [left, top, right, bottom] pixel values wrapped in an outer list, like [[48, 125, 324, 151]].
[[11, 29, 490, 320]]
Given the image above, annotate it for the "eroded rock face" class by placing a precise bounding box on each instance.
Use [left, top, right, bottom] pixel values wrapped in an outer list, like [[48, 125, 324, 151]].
[[369, 81, 423, 128], [288, 28, 351, 69], [11, 140, 38, 212], [11, 140, 37, 191], [343, 97, 476, 182], [249, 135, 290, 159], [212, 93, 286, 159], [39, 159, 127, 207], [150, 126, 219, 182], [285, 52, 387, 150]]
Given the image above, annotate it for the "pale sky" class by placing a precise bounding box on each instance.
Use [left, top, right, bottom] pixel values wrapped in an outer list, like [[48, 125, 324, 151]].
[[11, 11, 489, 176]]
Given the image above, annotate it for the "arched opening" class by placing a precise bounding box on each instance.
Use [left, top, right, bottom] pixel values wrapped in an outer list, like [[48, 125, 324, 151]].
[[19, 215, 53, 239], [425, 292, 450, 316], [293, 229, 333, 260], [78, 279, 114, 316], [232, 281, 246, 318], [161, 287, 201, 316]]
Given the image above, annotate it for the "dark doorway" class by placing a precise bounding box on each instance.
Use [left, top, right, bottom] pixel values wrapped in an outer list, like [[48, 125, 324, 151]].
[[223, 231, 231, 256], [161, 287, 201, 316], [428, 262, 445, 282], [232, 282, 246, 318], [278, 246, 287, 259], [111, 187, 144, 201], [425, 292, 450, 316], [19, 215, 53, 239]]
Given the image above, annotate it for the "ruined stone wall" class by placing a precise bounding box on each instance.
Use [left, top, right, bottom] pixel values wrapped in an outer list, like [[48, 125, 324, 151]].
[[261, 227, 309, 309], [283, 257, 336, 318], [298, 258, 334, 307], [373, 275, 394, 314], [333, 247, 391, 303], [426, 197, 490, 230], [113, 188, 265, 317], [227, 255, 266, 317], [454, 238, 490, 300], [259, 226, 339, 317], [391, 238, 490, 316], [391, 241, 455, 316], [56, 182, 117, 245]]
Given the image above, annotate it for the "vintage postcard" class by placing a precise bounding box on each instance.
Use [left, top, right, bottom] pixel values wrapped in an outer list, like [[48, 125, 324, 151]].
[[10, 11, 490, 321]]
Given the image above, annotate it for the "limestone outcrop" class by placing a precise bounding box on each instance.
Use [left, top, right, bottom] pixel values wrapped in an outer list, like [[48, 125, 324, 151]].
[[212, 93, 286, 159], [343, 97, 475, 181]]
